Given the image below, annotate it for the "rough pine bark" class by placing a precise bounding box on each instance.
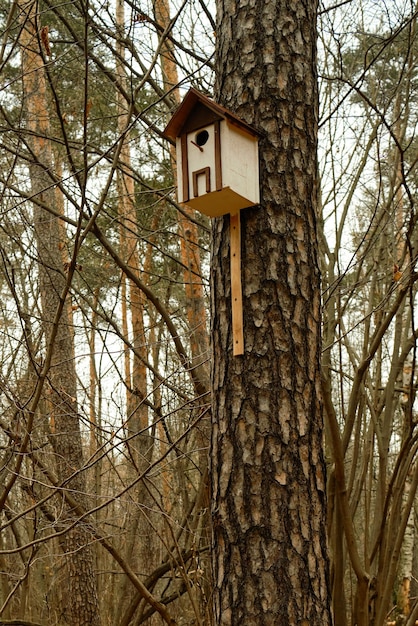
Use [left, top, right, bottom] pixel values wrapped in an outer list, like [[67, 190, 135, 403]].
[[211, 1, 332, 624]]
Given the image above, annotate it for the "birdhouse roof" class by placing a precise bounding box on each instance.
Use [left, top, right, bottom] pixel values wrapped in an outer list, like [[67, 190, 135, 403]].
[[163, 88, 260, 142]]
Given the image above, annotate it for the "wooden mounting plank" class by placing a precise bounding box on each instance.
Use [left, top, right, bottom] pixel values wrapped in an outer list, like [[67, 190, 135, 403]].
[[230, 211, 244, 356]]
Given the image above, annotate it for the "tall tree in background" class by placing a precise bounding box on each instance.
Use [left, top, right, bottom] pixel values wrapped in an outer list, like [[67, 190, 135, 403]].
[[0, 0, 214, 620], [319, 7, 418, 623], [211, 0, 332, 624], [114, 0, 155, 616], [17, 1, 101, 625]]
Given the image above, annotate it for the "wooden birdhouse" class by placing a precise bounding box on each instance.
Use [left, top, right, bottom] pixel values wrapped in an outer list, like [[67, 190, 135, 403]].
[[163, 88, 260, 217], [164, 89, 261, 356]]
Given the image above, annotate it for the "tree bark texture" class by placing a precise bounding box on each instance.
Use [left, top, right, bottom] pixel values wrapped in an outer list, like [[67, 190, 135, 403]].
[[211, 1, 332, 625]]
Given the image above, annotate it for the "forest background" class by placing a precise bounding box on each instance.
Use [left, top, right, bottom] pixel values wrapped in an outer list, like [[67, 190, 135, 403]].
[[0, 0, 418, 625]]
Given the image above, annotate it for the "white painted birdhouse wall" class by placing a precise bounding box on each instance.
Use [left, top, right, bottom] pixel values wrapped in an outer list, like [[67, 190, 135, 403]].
[[221, 121, 259, 210]]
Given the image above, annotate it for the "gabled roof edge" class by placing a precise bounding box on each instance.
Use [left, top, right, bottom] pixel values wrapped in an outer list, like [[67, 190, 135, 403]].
[[163, 87, 261, 142]]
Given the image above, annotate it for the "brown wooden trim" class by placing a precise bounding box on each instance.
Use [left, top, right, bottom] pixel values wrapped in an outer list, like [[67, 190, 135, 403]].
[[192, 167, 211, 197], [214, 120, 222, 191], [181, 134, 189, 202]]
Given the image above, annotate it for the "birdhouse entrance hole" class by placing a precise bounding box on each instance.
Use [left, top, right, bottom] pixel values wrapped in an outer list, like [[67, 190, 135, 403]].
[[195, 130, 209, 147]]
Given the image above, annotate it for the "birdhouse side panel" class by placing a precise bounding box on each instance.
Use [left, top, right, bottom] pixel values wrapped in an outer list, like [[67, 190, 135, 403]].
[[221, 122, 260, 207]]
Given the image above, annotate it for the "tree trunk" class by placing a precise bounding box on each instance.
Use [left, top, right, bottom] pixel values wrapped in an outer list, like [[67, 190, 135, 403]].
[[211, 1, 332, 624], [155, 2, 211, 620], [18, 3, 101, 625], [113, 1, 159, 621], [154, 0, 210, 384]]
